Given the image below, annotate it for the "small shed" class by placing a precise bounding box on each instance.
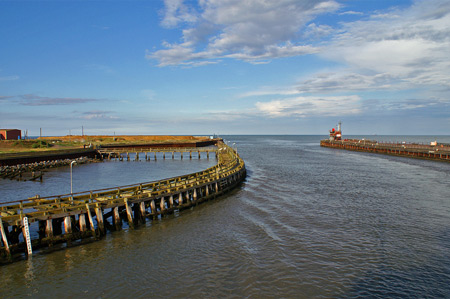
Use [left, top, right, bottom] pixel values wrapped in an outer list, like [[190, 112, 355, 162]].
[[0, 129, 21, 140]]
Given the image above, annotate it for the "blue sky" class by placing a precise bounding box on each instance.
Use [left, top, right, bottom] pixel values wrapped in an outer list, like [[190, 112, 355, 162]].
[[1, 0, 449, 136]]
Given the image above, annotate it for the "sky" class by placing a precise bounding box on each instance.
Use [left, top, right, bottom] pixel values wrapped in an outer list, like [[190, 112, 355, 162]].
[[1, 0, 449, 136]]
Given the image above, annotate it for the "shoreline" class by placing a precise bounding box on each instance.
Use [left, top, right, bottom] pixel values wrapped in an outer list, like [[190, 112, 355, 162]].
[[0, 135, 220, 167], [0, 156, 98, 180]]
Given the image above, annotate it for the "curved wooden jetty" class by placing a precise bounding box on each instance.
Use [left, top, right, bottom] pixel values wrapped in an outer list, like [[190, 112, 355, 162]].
[[320, 139, 450, 162], [0, 142, 246, 262]]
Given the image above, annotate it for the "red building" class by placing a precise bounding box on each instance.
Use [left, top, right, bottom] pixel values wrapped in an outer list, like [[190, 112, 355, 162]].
[[0, 129, 21, 140]]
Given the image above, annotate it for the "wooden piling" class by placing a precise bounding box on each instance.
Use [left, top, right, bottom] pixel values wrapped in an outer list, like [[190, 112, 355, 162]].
[[113, 207, 122, 230], [124, 199, 134, 229], [85, 204, 96, 236], [169, 195, 174, 208], [95, 204, 105, 235], [64, 216, 72, 234], [46, 219, 53, 239], [178, 193, 183, 205], [150, 200, 156, 218], [139, 202, 146, 223], [79, 214, 87, 232], [0, 218, 11, 258], [160, 197, 165, 212]]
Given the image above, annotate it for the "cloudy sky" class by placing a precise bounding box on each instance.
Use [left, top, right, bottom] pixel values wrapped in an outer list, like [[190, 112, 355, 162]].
[[1, 0, 449, 136]]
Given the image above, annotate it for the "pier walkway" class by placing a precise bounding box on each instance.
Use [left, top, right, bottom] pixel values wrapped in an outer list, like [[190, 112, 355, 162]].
[[0, 142, 246, 262], [97, 147, 216, 161], [320, 139, 450, 162]]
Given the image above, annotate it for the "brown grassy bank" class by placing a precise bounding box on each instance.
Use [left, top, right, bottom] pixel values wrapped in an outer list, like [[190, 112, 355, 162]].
[[41, 135, 209, 143], [0, 135, 210, 154]]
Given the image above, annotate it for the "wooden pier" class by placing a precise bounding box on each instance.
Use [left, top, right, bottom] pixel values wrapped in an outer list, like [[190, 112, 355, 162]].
[[97, 147, 217, 161], [0, 142, 245, 262], [320, 139, 450, 162]]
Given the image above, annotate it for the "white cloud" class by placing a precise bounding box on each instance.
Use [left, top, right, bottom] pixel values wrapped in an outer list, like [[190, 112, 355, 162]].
[[81, 110, 119, 120], [303, 23, 334, 40], [338, 10, 363, 16], [239, 71, 401, 97], [224, 43, 319, 63], [296, 71, 404, 93], [161, 0, 198, 28], [147, 44, 217, 67], [239, 87, 300, 98], [323, 0, 450, 89], [151, 0, 450, 123], [19, 94, 100, 106], [0, 75, 19, 81], [149, 0, 339, 66], [249, 0, 450, 102], [256, 95, 361, 117]]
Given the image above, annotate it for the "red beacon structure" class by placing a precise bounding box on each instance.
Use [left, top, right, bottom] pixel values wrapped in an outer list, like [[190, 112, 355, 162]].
[[329, 122, 342, 141]]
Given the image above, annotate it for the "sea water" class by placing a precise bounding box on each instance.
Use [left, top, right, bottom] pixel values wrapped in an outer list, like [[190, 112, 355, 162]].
[[1, 135, 449, 298]]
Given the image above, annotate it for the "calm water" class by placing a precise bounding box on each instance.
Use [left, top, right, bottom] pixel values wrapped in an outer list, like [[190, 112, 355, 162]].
[[1, 135, 450, 298], [0, 152, 217, 203]]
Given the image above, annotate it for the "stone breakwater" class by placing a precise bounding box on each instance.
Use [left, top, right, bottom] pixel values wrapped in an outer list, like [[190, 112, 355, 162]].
[[320, 139, 450, 163], [0, 157, 96, 180]]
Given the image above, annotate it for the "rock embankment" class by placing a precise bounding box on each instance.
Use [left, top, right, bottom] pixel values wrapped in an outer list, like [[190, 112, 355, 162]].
[[0, 157, 96, 180]]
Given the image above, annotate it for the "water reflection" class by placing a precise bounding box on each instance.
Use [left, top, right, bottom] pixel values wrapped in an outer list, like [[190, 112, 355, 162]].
[[63, 251, 73, 272]]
